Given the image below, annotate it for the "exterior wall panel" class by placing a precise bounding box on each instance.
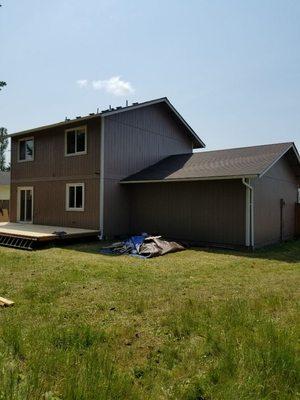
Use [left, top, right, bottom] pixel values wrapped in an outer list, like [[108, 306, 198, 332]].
[[10, 118, 101, 229], [10, 179, 99, 229], [253, 156, 298, 247], [129, 180, 246, 246], [103, 103, 194, 237]]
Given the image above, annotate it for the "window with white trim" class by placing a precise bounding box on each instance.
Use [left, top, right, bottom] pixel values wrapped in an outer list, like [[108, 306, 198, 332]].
[[65, 126, 87, 156], [66, 183, 85, 211], [18, 137, 34, 162]]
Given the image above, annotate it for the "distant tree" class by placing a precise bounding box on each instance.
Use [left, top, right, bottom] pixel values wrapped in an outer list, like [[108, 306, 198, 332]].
[[0, 127, 9, 171]]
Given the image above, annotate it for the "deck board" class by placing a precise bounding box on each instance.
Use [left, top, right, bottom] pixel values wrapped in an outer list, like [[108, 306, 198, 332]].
[[0, 223, 99, 241]]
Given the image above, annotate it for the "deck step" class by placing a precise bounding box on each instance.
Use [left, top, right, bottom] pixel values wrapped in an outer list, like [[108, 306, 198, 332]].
[[0, 235, 35, 250]]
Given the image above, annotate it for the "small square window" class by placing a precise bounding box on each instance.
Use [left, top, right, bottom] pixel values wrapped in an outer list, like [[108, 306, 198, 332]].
[[66, 183, 85, 211], [18, 138, 34, 162], [65, 126, 87, 156]]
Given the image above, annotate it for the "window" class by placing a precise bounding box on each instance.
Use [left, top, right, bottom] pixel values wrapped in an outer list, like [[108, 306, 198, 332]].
[[66, 183, 84, 211], [65, 126, 87, 156], [18, 137, 34, 162]]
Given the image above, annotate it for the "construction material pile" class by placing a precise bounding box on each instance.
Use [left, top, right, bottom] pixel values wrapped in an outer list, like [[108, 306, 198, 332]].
[[101, 234, 185, 258]]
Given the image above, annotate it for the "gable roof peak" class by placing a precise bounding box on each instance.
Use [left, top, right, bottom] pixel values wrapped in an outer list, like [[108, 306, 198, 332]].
[[9, 97, 205, 148]]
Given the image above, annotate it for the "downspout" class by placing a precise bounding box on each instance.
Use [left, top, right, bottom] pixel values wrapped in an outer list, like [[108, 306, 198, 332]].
[[242, 178, 254, 249], [99, 117, 105, 240]]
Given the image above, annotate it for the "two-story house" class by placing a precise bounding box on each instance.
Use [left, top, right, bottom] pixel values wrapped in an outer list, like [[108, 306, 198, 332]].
[[8, 97, 300, 249]]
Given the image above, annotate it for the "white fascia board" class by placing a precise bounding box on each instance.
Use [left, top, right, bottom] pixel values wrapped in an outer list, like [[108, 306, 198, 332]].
[[259, 143, 300, 178], [9, 115, 101, 138], [121, 174, 258, 184]]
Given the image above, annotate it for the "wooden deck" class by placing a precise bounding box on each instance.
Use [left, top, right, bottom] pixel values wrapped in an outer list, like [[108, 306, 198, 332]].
[[0, 222, 99, 242]]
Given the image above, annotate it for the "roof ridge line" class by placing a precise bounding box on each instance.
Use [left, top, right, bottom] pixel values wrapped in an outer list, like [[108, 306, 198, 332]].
[[191, 142, 294, 155]]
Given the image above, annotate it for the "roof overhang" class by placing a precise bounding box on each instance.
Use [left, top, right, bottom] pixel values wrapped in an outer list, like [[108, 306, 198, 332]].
[[8, 97, 205, 148], [121, 174, 258, 184], [258, 142, 300, 178], [9, 114, 101, 138]]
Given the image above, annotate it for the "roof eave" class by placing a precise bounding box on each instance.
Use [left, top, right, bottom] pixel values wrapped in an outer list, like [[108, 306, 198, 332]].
[[9, 98, 205, 148], [121, 174, 258, 184], [258, 142, 300, 178], [9, 114, 102, 138]]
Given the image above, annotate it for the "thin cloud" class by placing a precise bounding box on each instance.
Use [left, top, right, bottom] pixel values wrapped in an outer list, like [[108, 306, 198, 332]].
[[92, 76, 134, 96], [77, 79, 88, 88]]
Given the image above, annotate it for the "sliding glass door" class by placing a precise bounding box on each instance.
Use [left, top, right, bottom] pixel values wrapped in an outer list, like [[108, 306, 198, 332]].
[[17, 187, 33, 223]]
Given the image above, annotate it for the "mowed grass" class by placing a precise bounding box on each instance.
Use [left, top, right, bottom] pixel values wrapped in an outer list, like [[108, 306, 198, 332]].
[[0, 240, 299, 400]]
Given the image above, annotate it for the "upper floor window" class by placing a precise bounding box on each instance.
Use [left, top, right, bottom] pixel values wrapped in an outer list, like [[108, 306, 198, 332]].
[[18, 137, 34, 162], [65, 126, 87, 156]]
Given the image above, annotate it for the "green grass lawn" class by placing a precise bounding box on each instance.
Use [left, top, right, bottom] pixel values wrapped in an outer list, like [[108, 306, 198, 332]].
[[0, 240, 299, 400]]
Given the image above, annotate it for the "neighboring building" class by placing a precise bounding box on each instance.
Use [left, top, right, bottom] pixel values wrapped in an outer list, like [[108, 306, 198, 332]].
[[0, 171, 10, 201], [9, 97, 300, 249], [0, 171, 10, 222]]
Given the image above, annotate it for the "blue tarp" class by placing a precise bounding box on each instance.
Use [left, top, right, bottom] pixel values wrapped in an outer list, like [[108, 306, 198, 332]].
[[100, 234, 148, 257], [100, 234, 185, 258]]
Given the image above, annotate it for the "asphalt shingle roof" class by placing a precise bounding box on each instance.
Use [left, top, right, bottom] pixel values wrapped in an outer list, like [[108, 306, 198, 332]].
[[122, 142, 299, 183]]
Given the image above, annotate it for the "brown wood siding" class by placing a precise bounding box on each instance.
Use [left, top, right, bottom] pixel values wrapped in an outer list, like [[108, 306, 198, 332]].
[[253, 155, 298, 247], [129, 180, 246, 246], [10, 179, 99, 229], [10, 118, 101, 229], [103, 103, 194, 237]]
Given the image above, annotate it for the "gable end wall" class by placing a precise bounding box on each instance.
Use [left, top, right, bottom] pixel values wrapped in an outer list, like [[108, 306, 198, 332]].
[[103, 103, 194, 237], [253, 155, 298, 247]]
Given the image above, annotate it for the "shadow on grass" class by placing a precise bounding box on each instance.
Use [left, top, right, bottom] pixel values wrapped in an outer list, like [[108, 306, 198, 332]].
[[192, 239, 300, 264], [56, 237, 300, 264]]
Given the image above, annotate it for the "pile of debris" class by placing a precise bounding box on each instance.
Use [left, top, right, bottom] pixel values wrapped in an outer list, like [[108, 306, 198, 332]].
[[101, 234, 185, 258]]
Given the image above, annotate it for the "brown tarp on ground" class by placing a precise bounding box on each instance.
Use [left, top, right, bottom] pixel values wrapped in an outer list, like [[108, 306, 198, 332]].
[[139, 236, 185, 258]]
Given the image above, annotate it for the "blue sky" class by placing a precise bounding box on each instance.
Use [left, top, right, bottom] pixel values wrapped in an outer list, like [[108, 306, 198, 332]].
[[1, 0, 299, 157]]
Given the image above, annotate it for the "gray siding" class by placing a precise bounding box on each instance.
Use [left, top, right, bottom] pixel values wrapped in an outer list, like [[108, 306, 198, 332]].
[[128, 180, 246, 246], [253, 155, 298, 247], [103, 103, 194, 237]]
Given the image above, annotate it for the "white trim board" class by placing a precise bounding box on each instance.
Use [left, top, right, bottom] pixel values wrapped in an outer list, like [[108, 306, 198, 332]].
[[65, 183, 85, 212], [121, 175, 258, 184], [259, 143, 300, 178], [64, 125, 87, 157]]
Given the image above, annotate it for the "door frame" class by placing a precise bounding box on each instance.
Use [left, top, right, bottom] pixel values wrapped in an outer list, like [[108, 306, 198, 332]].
[[17, 186, 34, 224]]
